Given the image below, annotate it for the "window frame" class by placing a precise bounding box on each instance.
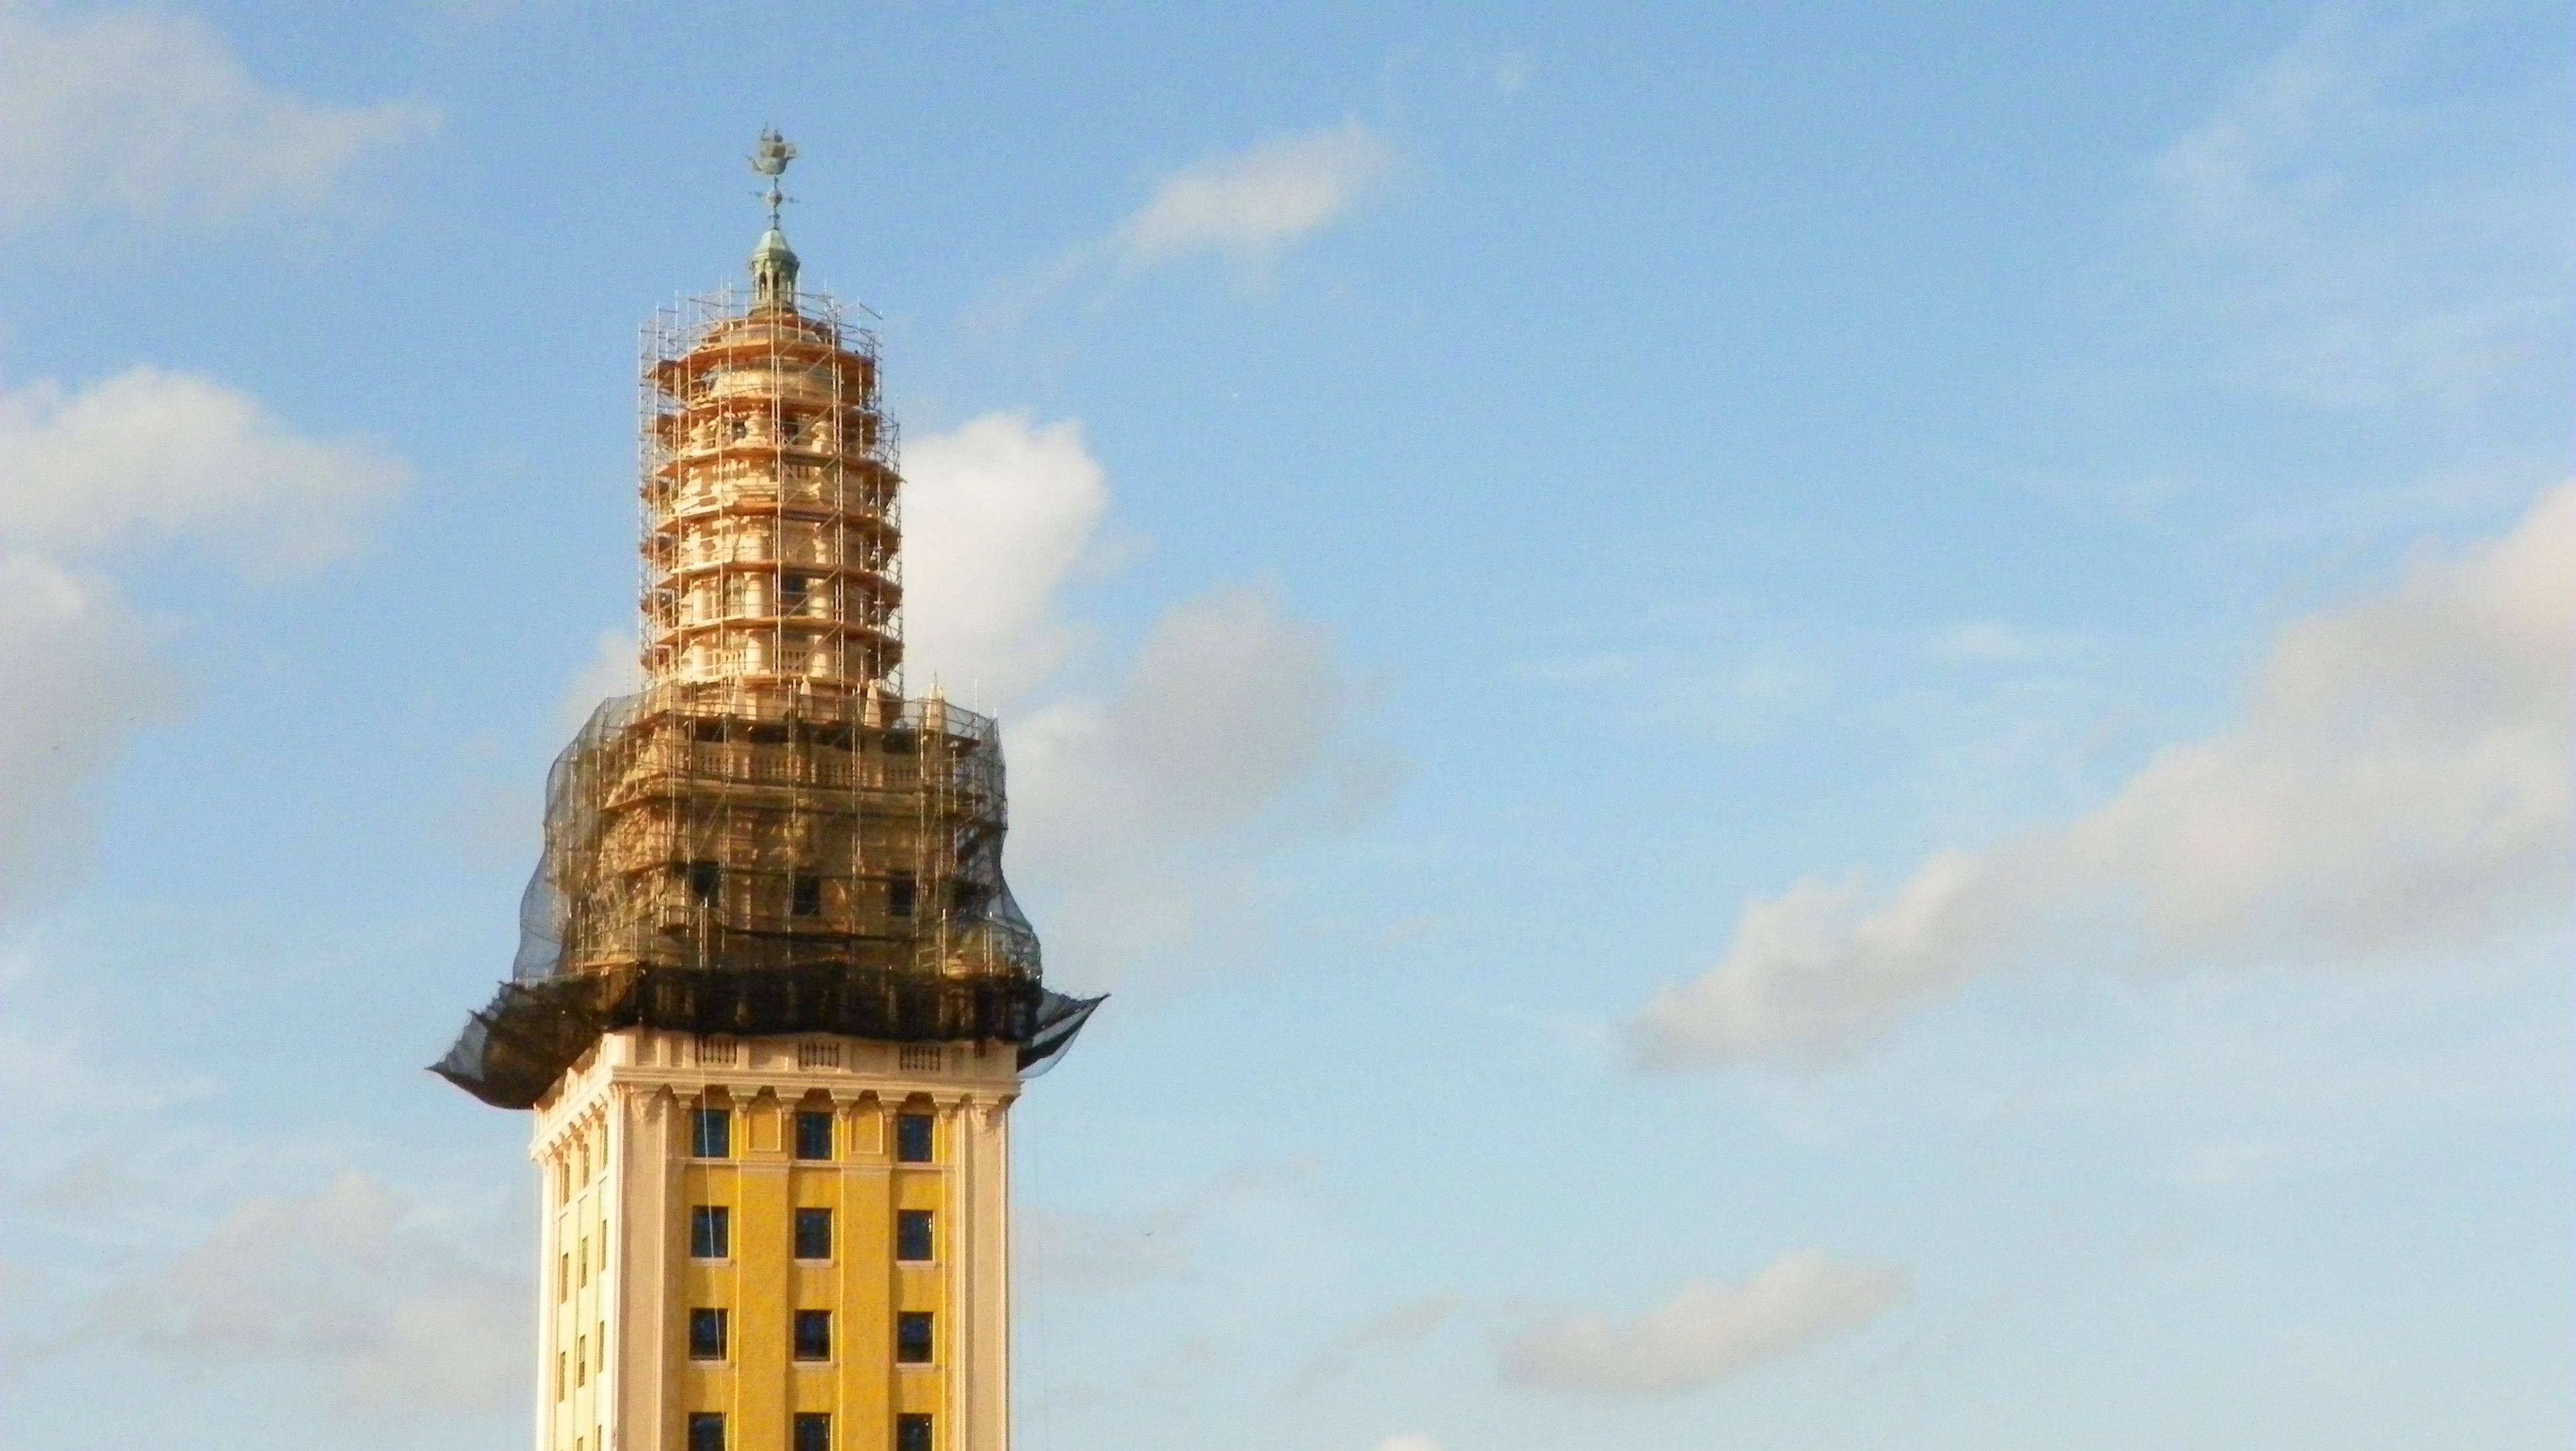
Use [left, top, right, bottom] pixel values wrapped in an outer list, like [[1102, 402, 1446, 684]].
[[894, 1113, 934, 1164], [792, 1308, 833, 1363], [688, 1412, 726, 1451], [793, 1412, 832, 1451], [894, 1412, 933, 1451], [794, 1206, 833, 1262], [894, 1209, 933, 1263], [691, 1107, 732, 1159], [793, 1109, 834, 1161], [690, 1204, 732, 1261], [894, 1310, 933, 1366], [688, 1307, 729, 1362]]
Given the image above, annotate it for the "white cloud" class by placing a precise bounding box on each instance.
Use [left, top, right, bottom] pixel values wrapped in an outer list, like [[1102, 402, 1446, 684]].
[[1629, 484, 2576, 1067], [0, 368, 403, 915], [554, 627, 642, 732], [0, 368, 405, 565], [0, 557, 173, 915], [59, 1173, 523, 1418], [902, 412, 1113, 705], [1010, 585, 1357, 980], [1499, 1251, 1906, 1396], [2141, 11, 2569, 408], [545, 410, 1370, 985], [890, 410, 1372, 983], [1116, 121, 1394, 268], [0, 0, 434, 229]]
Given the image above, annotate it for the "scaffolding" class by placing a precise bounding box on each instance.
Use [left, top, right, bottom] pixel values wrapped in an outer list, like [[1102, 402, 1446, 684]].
[[437, 272, 1095, 1111]]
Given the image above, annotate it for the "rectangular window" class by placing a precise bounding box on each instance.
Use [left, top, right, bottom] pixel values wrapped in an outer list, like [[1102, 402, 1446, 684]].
[[782, 573, 812, 609], [692, 1107, 731, 1159], [557, 1251, 570, 1299], [688, 1412, 726, 1451], [689, 1308, 728, 1362], [793, 1412, 832, 1451], [686, 860, 721, 905], [555, 1351, 566, 1400], [894, 1113, 934, 1163], [791, 874, 822, 917], [690, 1205, 730, 1260], [794, 1207, 832, 1261], [577, 1238, 589, 1287], [575, 1335, 587, 1386], [894, 1311, 933, 1365], [793, 1309, 832, 1362], [895, 1413, 933, 1451], [794, 1110, 833, 1161], [895, 1209, 933, 1263], [888, 872, 917, 918]]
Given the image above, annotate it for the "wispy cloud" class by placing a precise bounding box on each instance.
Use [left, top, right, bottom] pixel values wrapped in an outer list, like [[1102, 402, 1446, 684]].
[[1114, 121, 1395, 270], [1026, 1161, 1317, 1291], [1499, 1251, 1906, 1396], [1292, 1293, 1468, 1396], [0, 0, 435, 230], [1629, 483, 2576, 1067], [2140, 9, 2570, 408], [27, 1173, 524, 1418], [1924, 620, 2051, 664], [974, 122, 1397, 331]]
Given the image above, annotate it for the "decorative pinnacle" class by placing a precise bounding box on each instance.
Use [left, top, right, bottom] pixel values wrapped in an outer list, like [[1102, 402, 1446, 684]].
[[750, 128, 797, 228]]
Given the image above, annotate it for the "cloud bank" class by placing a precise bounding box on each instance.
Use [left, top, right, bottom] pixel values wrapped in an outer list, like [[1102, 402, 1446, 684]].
[[1629, 485, 2576, 1067], [1500, 1251, 1906, 1395], [903, 412, 1113, 703], [0, 0, 434, 229], [56, 1173, 523, 1418], [0, 366, 404, 564], [887, 413, 1372, 984], [0, 368, 405, 915]]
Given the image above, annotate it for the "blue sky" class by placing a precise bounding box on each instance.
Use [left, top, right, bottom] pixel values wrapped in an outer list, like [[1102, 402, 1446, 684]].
[[0, 3, 2569, 1448]]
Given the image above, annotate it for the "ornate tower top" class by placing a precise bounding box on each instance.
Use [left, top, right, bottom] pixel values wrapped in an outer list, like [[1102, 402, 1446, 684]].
[[435, 138, 1097, 1119], [748, 128, 800, 307]]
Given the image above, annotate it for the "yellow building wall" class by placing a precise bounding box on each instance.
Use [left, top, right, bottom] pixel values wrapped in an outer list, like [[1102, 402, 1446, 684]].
[[534, 1031, 1013, 1451]]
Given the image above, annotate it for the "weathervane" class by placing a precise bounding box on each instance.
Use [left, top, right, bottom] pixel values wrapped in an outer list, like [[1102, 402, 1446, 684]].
[[750, 127, 797, 227]]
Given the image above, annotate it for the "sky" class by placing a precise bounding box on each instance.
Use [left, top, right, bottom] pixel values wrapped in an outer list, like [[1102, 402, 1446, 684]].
[[0, 3, 2569, 1449]]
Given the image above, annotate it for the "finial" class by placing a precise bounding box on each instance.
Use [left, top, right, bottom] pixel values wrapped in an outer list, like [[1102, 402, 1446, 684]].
[[750, 127, 797, 228]]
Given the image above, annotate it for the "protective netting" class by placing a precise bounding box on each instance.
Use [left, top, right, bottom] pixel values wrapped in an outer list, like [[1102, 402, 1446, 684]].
[[437, 277, 1098, 1110], [435, 683, 1098, 1109]]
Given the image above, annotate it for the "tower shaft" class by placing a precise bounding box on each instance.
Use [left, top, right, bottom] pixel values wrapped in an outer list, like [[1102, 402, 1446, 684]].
[[537, 1033, 1013, 1451], [437, 137, 1097, 1451]]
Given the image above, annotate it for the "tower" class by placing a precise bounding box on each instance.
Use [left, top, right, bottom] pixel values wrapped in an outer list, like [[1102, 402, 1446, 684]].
[[438, 133, 1097, 1451]]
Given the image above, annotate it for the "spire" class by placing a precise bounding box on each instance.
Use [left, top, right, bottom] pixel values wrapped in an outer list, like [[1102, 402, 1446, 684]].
[[748, 128, 800, 308]]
